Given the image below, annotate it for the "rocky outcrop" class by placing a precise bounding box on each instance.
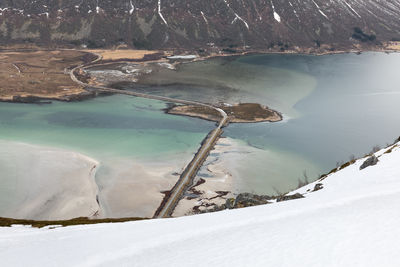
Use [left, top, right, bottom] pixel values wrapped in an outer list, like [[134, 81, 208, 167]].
[[197, 191, 306, 213], [360, 155, 379, 170], [227, 193, 273, 209], [1, 0, 400, 50], [276, 193, 304, 202]]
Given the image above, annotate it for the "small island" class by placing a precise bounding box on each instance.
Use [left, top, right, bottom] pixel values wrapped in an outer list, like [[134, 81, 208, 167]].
[[166, 103, 282, 123]]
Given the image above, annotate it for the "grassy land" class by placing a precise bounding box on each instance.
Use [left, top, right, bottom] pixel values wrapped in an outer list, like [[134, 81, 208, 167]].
[[86, 49, 163, 61], [0, 50, 94, 101]]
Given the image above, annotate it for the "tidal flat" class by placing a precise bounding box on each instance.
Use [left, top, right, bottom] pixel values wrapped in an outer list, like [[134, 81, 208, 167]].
[[0, 95, 214, 219]]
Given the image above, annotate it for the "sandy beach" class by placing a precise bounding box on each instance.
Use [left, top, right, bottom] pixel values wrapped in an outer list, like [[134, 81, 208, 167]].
[[95, 153, 194, 219]]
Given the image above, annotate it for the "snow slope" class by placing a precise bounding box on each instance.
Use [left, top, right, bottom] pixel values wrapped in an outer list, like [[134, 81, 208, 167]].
[[1, 143, 400, 266]]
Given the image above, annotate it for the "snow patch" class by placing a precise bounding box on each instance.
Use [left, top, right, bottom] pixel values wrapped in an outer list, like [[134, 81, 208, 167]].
[[39, 12, 49, 18], [289, 1, 300, 20], [271, 1, 281, 22], [312, 0, 329, 19], [167, 55, 198, 59], [158, 0, 168, 25], [129, 0, 135, 15], [223, 0, 249, 29], [96, 0, 101, 14], [157, 62, 175, 70], [343, 0, 361, 18], [201, 11, 208, 25]]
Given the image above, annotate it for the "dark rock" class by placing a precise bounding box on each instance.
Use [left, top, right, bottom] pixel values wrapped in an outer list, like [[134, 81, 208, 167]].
[[276, 193, 304, 202], [225, 198, 235, 209], [12, 95, 48, 103], [313, 183, 324, 192], [234, 193, 272, 208], [360, 155, 379, 170]]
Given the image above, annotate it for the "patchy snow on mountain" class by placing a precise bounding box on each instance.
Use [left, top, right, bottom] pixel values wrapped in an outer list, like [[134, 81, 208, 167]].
[[342, 0, 362, 18], [223, 0, 250, 29], [158, 0, 168, 25], [1, 0, 400, 48], [1, 141, 399, 266], [312, 0, 329, 19], [271, 1, 281, 22], [129, 0, 135, 15]]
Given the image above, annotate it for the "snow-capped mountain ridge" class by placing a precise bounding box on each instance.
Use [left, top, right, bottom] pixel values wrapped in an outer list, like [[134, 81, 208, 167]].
[[1, 0, 400, 49]]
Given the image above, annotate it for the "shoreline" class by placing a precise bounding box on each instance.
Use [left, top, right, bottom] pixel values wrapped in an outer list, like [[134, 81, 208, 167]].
[[1, 45, 399, 104], [1, 45, 399, 223]]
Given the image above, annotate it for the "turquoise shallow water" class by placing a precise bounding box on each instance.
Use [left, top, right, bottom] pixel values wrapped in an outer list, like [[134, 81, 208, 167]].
[[0, 95, 214, 160], [0, 95, 216, 218]]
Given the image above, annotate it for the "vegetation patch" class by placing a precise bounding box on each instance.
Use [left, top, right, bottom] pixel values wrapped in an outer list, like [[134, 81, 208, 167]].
[[352, 27, 376, 42], [0, 216, 146, 228], [167, 103, 282, 123], [0, 50, 91, 102], [87, 49, 161, 61]]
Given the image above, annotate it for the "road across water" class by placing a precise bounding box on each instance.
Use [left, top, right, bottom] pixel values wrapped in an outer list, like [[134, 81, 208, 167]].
[[71, 52, 229, 218]]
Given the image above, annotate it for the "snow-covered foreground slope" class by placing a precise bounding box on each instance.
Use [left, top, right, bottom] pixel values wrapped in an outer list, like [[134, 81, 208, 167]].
[[1, 143, 400, 266]]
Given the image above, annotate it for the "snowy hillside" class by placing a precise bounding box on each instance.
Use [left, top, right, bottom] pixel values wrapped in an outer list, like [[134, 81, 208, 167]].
[[1, 142, 400, 266]]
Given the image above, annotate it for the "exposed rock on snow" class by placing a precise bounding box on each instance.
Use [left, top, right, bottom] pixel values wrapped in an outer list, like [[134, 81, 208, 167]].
[[276, 192, 304, 202], [360, 155, 379, 170]]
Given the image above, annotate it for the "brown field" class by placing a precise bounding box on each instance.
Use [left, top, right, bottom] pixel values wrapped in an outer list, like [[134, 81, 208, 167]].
[[384, 42, 400, 51], [167, 103, 282, 123], [86, 49, 164, 61], [0, 50, 94, 102]]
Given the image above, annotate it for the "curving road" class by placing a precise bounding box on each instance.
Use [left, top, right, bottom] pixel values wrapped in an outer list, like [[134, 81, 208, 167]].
[[70, 52, 228, 218]]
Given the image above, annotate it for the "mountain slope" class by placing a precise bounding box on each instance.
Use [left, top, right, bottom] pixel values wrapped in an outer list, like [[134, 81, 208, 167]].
[[1, 0, 400, 49], [1, 142, 399, 266]]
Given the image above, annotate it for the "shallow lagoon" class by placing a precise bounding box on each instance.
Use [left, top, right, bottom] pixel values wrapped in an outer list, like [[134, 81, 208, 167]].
[[0, 95, 214, 218], [0, 95, 214, 159]]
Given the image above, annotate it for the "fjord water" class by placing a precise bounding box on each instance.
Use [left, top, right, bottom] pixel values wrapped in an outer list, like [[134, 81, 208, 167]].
[[137, 52, 400, 194], [1, 52, 400, 199]]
